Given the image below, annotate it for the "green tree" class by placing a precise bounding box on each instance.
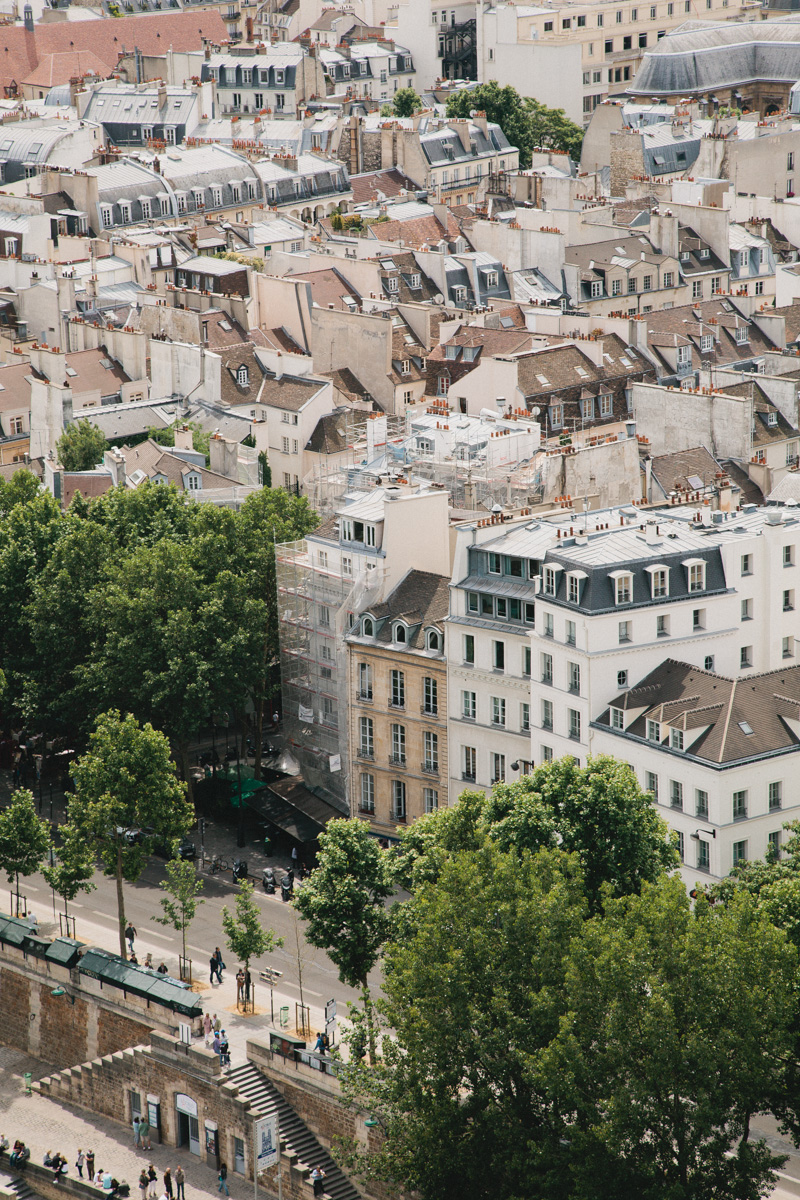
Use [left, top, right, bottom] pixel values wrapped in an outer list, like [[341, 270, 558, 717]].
[[393, 756, 677, 910], [56, 420, 107, 471], [153, 857, 204, 977], [0, 468, 41, 514], [0, 789, 51, 917], [393, 87, 421, 117], [68, 710, 192, 958], [546, 878, 798, 1200], [42, 822, 96, 924], [221, 879, 283, 987], [337, 844, 587, 1197], [445, 82, 584, 168], [294, 819, 393, 1060]]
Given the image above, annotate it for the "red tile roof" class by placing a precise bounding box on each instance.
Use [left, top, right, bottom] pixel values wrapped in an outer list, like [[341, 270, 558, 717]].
[[349, 168, 419, 206], [22, 49, 108, 88], [0, 11, 227, 94]]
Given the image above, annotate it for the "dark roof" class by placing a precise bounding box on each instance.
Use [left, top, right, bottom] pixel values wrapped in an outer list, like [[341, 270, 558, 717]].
[[598, 657, 800, 765], [219, 342, 267, 408], [721, 457, 765, 506], [643, 299, 776, 375], [354, 568, 450, 649], [305, 409, 350, 454], [349, 167, 420, 205], [325, 366, 373, 403], [649, 446, 723, 498]]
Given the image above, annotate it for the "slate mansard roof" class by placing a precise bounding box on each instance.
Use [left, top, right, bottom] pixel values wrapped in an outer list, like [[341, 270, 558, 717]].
[[630, 17, 800, 97]]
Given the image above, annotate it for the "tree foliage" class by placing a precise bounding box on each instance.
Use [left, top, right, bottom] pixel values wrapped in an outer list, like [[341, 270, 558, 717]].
[[153, 856, 204, 968], [56, 420, 107, 471], [294, 818, 393, 1058], [42, 822, 96, 920], [338, 853, 799, 1200], [393, 755, 677, 910], [68, 710, 192, 958], [445, 82, 584, 167], [0, 789, 51, 916], [393, 87, 421, 117], [221, 879, 282, 975]]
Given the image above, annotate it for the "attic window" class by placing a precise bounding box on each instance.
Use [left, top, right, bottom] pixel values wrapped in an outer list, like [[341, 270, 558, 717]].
[[767, 411, 778, 426], [536, 374, 550, 386], [735, 326, 748, 345], [65, 366, 77, 377], [237, 364, 249, 386], [738, 720, 754, 736]]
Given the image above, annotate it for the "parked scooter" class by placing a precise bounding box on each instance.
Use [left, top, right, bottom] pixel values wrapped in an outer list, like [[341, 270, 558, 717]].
[[263, 866, 276, 894], [232, 859, 248, 883], [280, 874, 294, 902]]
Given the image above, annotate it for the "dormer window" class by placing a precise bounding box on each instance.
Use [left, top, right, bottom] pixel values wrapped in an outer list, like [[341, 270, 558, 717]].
[[767, 411, 778, 426], [699, 247, 709, 259], [647, 565, 669, 598], [362, 615, 374, 637], [394, 623, 407, 644], [670, 727, 684, 750], [484, 270, 498, 287], [700, 335, 713, 352], [426, 629, 440, 651], [237, 364, 249, 387], [610, 706, 624, 730], [611, 571, 633, 605], [735, 326, 748, 345], [684, 558, 706, 593], [543, 565, 558, 596], [676, 344, 691, 364], [646, 719, 661, 743]]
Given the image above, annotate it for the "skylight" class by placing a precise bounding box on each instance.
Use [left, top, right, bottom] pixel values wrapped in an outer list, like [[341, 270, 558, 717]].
[[738, 720, 754, 736]]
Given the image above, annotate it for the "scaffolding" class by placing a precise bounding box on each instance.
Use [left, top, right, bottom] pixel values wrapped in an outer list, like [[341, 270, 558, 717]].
[[276, 536, 387, 812], [302, 411, 407, 517]]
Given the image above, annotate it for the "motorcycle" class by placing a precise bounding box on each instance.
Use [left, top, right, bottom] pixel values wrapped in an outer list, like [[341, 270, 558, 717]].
[[232, 859, 248, 883], [263, 866, 276, 894], [280, 874, 293, 902]]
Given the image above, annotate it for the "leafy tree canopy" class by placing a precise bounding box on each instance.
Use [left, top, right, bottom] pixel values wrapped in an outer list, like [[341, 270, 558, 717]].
[[445, 82, 584, 168], [56, 420, 107, 472], [393, 87, 421, 117], [221, 879, 282, 974], [0, 789, 51, 915], [394, 755, 678, 910]]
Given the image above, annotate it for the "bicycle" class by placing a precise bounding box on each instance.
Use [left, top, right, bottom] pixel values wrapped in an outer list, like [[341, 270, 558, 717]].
[[209, 854, 228, 874]]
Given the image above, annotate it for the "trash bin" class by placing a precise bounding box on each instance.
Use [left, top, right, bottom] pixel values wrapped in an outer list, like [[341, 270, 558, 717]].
[[23, 1073, 32, 1094]]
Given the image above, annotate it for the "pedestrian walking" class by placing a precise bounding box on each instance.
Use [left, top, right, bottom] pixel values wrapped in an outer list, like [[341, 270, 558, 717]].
[[133, 1117, 141, 1148], [203, 1013, 212, 1044], [174, 1167, 185, 1200], [86, 1150, 95, 1179], [217, 1163, 229, 1196], [125, 924, 136, 955], [220, 1031, 230, 1067], [138, 1170, 148, 1200], [139, 1118, 151, 1152], [163, 1168, 173, 1199], [209, 955, 220, 985], [76, 1150, 85, 1179], [236, 969, 245, 1005], [213, 1014, 222, 1034], [311, 1166, 326, 1197], [147, 1165, 158, 1199], [213, 947, 225, 980]]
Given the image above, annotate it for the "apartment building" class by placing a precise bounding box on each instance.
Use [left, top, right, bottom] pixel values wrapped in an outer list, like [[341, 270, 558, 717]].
[[446, 498, 800, 878], [277, 478, 450, 808], [202, 46, 327, 118], [347, 570, 449, 839], [592, 658, 800, 885], [476, 0, 761, 126]]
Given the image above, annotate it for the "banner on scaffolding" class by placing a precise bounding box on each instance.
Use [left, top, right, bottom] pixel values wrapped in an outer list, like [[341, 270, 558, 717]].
[[329, 754, 341, 772], [298, 703, 314, 723]]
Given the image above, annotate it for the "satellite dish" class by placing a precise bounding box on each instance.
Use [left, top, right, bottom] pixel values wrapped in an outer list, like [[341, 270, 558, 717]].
[[435, 293, 444, 304], [532, 407, 541, 417]]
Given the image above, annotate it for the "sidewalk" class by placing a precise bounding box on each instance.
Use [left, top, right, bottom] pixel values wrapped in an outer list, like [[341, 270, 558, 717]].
[[0, 1047, 252, 1200]]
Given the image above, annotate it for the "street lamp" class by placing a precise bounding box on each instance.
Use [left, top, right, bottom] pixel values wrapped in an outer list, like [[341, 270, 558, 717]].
[[50, 986, 75, 1005], [689, 829, 716, 840]]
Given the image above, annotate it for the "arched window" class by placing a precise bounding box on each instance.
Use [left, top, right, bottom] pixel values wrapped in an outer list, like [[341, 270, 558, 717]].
[[394, 624, 406, 644], [362, 616, 374, 637], [237, 364, 249, 387], [426, 629, 440, 651]]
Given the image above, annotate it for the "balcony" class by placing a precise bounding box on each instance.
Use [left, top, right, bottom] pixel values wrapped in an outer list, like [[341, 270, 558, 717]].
[[462, 771, 476, 783], [388, 697, 405, 710], [392, 810, 407, 823], [421, 705, 438, 716], [389, 754, 406, 767], [355, 691, 373, 703], [421, 762, 439, 776], [357, 749, 374, 761]]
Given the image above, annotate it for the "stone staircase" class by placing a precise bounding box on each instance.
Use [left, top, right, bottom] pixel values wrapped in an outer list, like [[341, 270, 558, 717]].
[[224, 1062, 361, 1200], [0, 1166, 37, 1200]]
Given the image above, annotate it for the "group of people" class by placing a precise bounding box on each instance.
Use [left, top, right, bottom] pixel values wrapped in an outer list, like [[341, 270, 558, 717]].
[[201, 1013, 231, 1067], [137, 1163, 185, 1200], [132, 1117, 153, 1152], [0, 1138, 30, 1168], [209, 947, 225, 985], [124, 925, 168, 973], [234, 969, 252, 1007], [0, 1139, 130, 1196]]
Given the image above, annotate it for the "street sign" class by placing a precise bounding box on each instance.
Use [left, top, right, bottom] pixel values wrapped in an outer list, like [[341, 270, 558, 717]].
[[254, 1114, 279, 1173], [325, 999, 336, 1023]]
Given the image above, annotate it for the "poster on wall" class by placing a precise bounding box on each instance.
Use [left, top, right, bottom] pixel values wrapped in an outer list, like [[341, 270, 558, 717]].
[[254, 1115, 279, 1173]]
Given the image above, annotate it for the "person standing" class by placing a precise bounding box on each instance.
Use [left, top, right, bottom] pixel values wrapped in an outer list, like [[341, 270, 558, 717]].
[[139, 1117, 151, 1152], [244, 968, 252, 1004], [310, 1166, 326, 1197], [213, 1014, 222, 1035], [213, 947, 224, 981], [217, 1163, 229, 1196], [125, 924, 136, 955], [133, 1117, 141, 1148], [203, 1013, 212, 1043], [236, 969, 245, 1006], [138, 1169, 148, 1200], [209, 954, 219, 986], [147, 1165, 158, 1199], [174, 1166, 185, 1200], [163, 1168, 173, 1200], [86, 1150, 95, 1179], [76, 1149, 85, 1179]]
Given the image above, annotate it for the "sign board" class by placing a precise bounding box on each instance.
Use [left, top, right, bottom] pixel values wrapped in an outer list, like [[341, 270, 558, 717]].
[[298, 704, 314, 724], [178, 1022, 192, 1045], [254, 1115, 279, 1173], [325, 999, 336, 1024], [329, 754, 341, 772]]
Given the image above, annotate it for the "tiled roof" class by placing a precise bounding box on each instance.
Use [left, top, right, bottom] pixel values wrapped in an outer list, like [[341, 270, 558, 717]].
[[290, 266, 361, 311], [600, 657, 800, 765], [64, 348, 129, 395], [22, 49, 108, 88], [0, 11, 227, 95], [365, 211, 461, 249], [120, 439, 234, 489], [349, 167, 419, 205], [305, 409, 351, 454], [356, 568, 450, 649], [325, 367, 373, 403], [649, 445, 723, 497]]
